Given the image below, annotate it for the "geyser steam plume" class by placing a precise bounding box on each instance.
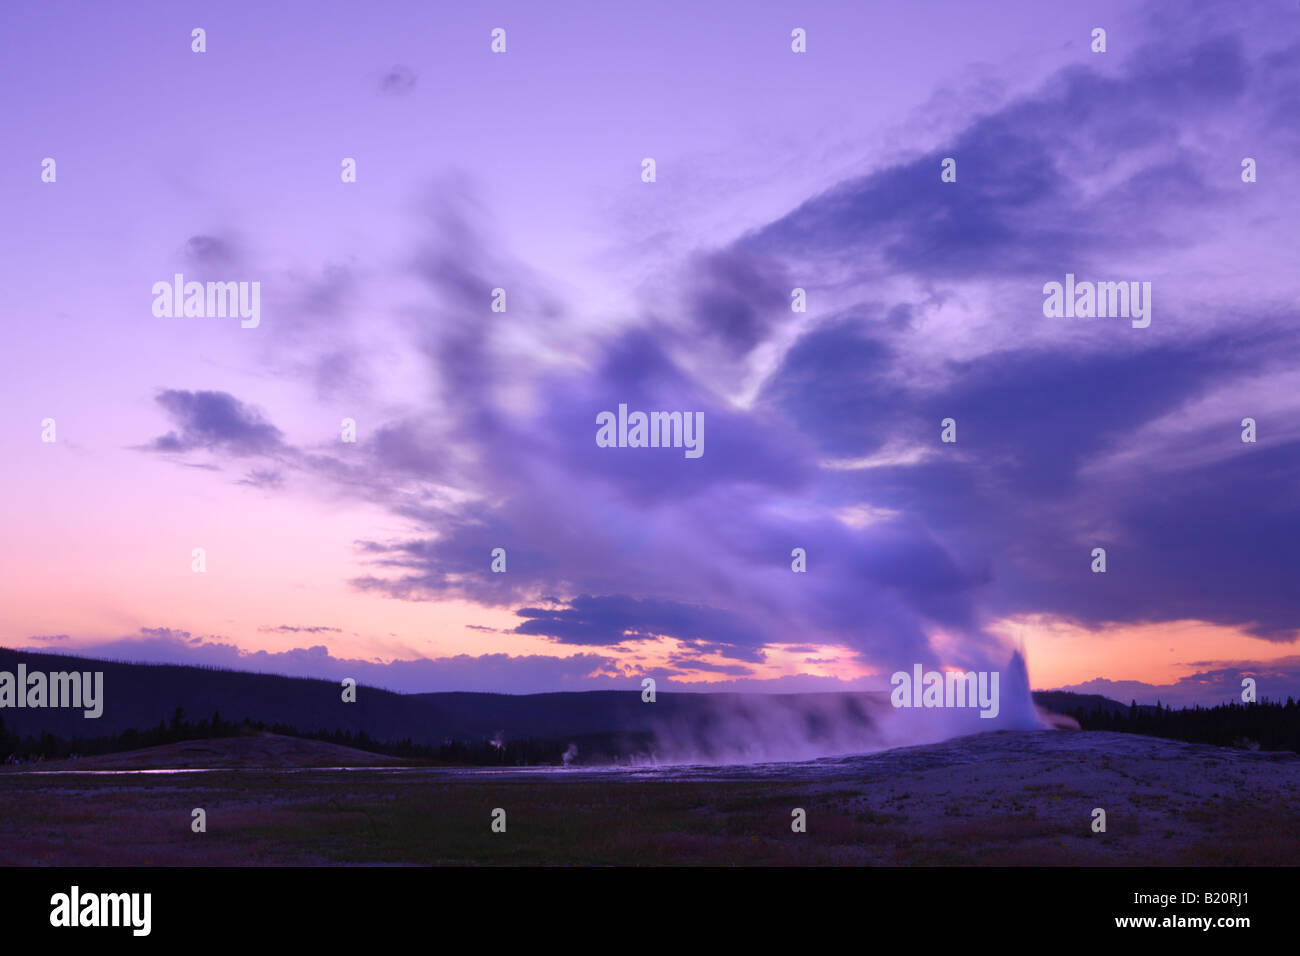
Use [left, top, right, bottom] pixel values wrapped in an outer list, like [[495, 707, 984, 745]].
[[635, 651, 1047, 766]]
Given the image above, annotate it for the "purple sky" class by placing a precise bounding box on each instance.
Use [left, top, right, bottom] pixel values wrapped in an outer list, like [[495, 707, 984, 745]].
[[2, 0, 1299, 708]]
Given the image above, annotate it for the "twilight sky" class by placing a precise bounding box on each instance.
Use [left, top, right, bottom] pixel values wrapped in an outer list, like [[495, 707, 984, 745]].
[[2, 0, 1299, 707]]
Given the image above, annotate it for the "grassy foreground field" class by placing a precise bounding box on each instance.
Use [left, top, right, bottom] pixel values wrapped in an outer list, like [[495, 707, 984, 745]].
[[2, 731, 1296, 866]]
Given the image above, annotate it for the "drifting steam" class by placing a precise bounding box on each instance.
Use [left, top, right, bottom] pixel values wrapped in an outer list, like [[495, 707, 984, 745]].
[[629, 651, 1047, 766]]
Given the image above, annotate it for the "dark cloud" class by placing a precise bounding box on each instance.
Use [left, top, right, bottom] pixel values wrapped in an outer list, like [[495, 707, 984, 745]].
[[663, 656, 754, 676], [684, 249, 791, 353], [513, 595, 767, 661], [376, 65, 417, 96], [765, 316, 1300, 640], [742, 38, 1251, 280], [153, 14, 1300, 683], [183, 234, 238, 268], [760, 313, 899, 459], [735, 24, 1300, 645], [144, 390, 287, 457], [238, 468, 284, 489]]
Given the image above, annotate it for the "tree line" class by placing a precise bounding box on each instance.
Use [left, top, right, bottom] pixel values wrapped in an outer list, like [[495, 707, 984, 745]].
[[1068, 697, 1300, 752], [0, 707, 651, 766], [4, 697, 1297, 763]]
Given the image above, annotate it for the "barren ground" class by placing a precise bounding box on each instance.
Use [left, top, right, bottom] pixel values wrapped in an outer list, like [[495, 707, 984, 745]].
[[2, 730, 1295, 865]]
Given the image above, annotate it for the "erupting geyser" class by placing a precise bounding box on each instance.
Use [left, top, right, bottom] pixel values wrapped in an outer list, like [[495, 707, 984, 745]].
[[636, 649, 1049, 766]]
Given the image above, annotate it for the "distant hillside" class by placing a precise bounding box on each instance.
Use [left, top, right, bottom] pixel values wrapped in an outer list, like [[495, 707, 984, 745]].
[[0, 647, 887, 757], [8, 648, 1288, 760], [5, 648, 1184, 759], [1032, 690, 1151, 716]]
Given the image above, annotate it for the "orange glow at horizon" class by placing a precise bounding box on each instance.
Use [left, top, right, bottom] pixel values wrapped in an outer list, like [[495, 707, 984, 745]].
[[991, 615, 1299, 690]]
